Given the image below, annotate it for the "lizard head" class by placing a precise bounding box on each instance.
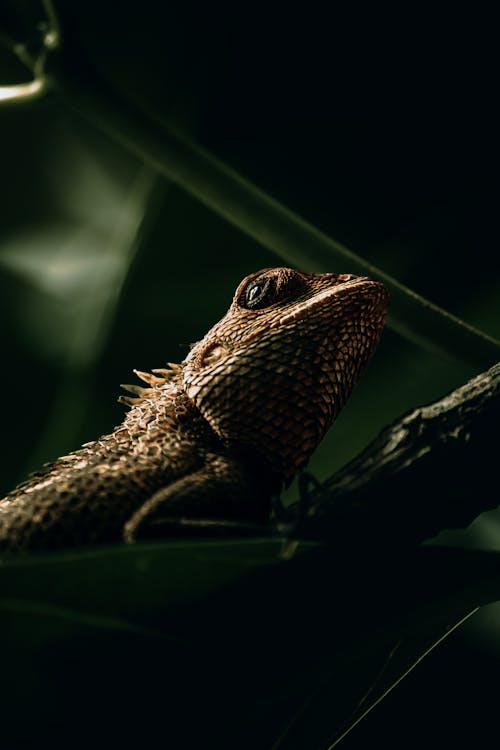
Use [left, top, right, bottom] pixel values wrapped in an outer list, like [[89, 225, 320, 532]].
[[183, 268, 389, 484]]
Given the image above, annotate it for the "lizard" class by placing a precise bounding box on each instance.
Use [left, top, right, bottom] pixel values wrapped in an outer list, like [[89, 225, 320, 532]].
[[0, 267, 388, 553]]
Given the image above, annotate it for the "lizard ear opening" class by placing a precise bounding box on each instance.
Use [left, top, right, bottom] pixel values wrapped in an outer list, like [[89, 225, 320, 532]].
[[199, 342, 229, 368]]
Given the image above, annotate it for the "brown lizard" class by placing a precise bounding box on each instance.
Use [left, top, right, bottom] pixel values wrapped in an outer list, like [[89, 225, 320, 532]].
[[0, 268, 388, 553]]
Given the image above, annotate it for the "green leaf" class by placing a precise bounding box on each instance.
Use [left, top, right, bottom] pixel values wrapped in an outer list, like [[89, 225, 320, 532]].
[[1, 540, 499, 749], [47, 57, 500, 369]]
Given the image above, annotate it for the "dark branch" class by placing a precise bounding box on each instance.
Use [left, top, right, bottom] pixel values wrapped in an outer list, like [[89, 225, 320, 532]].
[[292, 362, 500, 547]]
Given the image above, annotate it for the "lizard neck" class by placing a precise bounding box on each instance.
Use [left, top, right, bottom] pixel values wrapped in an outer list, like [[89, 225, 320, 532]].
[[122, 379, 283, 493], [120, 379, 220, 451]]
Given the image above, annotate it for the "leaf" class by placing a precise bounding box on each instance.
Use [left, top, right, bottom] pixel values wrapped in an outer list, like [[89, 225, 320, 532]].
[[0, 126, 159, 475], [1, 539, 499, 749], [46, 56, 500, 368]]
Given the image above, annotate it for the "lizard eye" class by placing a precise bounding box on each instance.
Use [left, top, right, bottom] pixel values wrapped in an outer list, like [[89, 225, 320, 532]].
[[241, 277, 276, 310]]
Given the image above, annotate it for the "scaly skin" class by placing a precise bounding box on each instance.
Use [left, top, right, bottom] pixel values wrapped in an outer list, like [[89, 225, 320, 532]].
[[0, 268, 388, 552]]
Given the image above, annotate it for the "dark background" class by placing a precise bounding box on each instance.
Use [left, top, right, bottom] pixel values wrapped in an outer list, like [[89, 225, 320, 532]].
[[0, 2, 499, 747]]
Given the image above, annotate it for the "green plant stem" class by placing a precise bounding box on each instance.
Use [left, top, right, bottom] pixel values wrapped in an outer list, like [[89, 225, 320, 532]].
[[46, 53, 500, 368]]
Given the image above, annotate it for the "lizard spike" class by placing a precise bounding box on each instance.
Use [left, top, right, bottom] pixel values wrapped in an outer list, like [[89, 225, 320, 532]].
[[118, 394, 143, 408], [152, 365, 181, 378], [133, 369, 166, 386], [117, 395, 142, 407], [120, 383, 153, 397]]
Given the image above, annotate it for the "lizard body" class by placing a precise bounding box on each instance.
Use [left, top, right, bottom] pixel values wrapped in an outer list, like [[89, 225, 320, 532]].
[[0, 268, 388, 552]]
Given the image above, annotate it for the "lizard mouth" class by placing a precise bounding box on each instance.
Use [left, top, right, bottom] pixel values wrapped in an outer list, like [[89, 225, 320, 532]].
[[275, 277, 389, 328]]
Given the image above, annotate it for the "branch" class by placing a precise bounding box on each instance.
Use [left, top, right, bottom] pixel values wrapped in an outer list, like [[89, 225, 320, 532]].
[[294, 362, 500, 547], [0, 0, 59, 105]]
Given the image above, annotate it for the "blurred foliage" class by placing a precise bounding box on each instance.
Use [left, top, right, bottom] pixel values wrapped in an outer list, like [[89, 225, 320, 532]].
[[0, 2, 499, 748]]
